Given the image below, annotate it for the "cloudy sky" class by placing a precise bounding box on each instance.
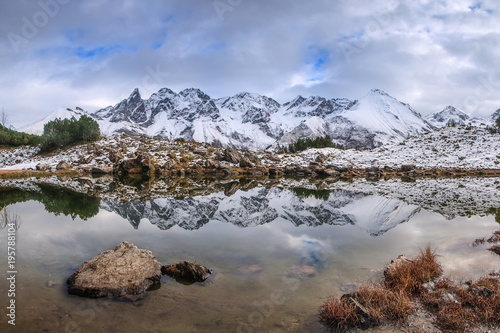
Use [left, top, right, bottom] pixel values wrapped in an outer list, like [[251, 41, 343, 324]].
[[1, 0, 499, 128]]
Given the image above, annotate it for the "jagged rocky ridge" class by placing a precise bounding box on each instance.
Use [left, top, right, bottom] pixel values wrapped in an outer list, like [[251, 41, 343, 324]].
[[21, 88, 440, 150], [424, 105, 486, 128], [20, 87, 500, 152], [99, 187, 420, 236]]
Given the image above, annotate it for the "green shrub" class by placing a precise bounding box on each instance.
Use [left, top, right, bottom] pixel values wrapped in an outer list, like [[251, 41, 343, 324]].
[[284, 135, 343, 153], [39, 115, 100, 152], [0, 124, 40, 147], [487, 126, 499, 134]]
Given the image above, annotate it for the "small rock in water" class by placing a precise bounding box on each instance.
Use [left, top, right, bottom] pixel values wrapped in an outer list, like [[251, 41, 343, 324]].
[[384, 254, 414, 280], [162, 261, 212, 285], [287, 266, 317, 279], [238, 265, 263, 275], [46, 280, 57, 288], [339, 283, 358, 293]]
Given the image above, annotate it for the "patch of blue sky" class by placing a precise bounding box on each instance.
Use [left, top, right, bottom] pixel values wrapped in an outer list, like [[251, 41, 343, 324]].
[[160, 14, 175, 23], [468, 2, 492, 14], [469, 2, 482, 11], [201, 42, 226, 55], [307, 75, 325, 83], [64, 28, 85, 43], [74, 44, 138, 59], [340, 31, 364, 41], [306, 47, 330, 71], [151, 41, 163, 50]]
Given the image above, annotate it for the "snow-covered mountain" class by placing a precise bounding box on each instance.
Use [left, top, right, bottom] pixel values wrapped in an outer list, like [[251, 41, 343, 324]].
[[490, 109, 500, 125], [100, 187, 420, 236], [271, 89, 433, 149], [424, 106, 471, 128], [18, 87, 496, 150], [20, 107, 86, 135], [338, 89, 433, 145]]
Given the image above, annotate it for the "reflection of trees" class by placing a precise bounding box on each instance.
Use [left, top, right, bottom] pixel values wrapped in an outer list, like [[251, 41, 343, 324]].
[[487, 207, 500, 224], [0, 184, 100, 220], [291, 188, 332, 201], [0, 207, 21, 230]]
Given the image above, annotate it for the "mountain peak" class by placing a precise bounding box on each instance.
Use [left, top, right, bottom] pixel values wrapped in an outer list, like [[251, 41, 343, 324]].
[[235, 91, 254, 98], [369, 88, 389, 96], [127, 88, 142, 102], [442, 105, 460, 112], [424, 105, 470, 128], [179, 88, 211, 101]]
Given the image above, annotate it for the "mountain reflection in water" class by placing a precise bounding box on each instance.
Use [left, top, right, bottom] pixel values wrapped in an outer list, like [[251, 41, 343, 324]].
[[2, 175, 499, 236], [1, 176, 499, 333]]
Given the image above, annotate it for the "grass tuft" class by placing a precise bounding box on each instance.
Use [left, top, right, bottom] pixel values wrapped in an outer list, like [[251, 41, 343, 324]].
[[421, 275, 500, 332], [319, 296, 360, 331], [320, 245, 500, 332], [384, 245, 442, 294]]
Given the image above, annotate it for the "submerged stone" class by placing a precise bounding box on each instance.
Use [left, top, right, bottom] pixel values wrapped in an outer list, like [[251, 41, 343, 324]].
[[238, 264, 263, 275], [67, 241, 162, 298], [286, 265, 317, 279], [162, 261, 212, 285]]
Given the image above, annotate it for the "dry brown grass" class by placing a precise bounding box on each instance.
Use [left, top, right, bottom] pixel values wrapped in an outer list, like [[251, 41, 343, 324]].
[[320, 246, 500, 332], [473, 229, 500, 247], [490, 245, 500, 256], [384, 245, 442, 295], [488, 230, 500, 243], [319, 296, 361, 331], [420, 275, 500, 332], [356, 286, 413, 323], [472, 237, 486, 247], [0, 169, 82, 179], [319, 285, 414, 330]]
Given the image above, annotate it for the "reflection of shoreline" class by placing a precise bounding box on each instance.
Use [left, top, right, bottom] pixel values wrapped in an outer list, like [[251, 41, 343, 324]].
[[100, 188, 420, 236], [0, 176, 499, 230], [0, 183, 100, 220]]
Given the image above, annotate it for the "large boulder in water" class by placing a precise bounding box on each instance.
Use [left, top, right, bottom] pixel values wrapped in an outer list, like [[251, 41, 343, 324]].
[[67, 241, 162, 298]]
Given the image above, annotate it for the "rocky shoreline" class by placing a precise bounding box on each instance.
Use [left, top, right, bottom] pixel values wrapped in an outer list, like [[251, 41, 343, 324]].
[[321, 245, 500, 333], [1, 125, 499, 179]]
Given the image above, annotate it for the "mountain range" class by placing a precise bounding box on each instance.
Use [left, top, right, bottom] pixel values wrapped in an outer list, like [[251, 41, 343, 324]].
[[99, 187, 420, 237], [20, 88, 499, 151]]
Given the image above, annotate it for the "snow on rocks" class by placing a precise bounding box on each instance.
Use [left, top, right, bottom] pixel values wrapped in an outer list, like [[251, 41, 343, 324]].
[[1, 125, 499, 174], [276, 125, 500, 170]]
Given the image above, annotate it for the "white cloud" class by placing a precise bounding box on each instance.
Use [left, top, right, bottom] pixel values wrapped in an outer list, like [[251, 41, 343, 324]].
[[0, 0, 499, 128]]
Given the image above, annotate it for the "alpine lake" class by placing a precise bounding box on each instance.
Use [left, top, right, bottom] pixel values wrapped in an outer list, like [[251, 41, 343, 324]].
[[0, 174, 499, 333]]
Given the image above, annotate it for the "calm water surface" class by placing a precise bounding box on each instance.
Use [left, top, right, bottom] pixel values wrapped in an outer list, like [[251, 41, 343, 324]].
[[0, 180, 499, 333]]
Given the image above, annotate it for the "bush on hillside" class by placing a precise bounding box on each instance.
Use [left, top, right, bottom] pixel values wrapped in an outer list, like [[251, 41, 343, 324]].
[[284, 135, 344, 153], [0, 124, 40, 147], [39, 115, 100, 152]]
